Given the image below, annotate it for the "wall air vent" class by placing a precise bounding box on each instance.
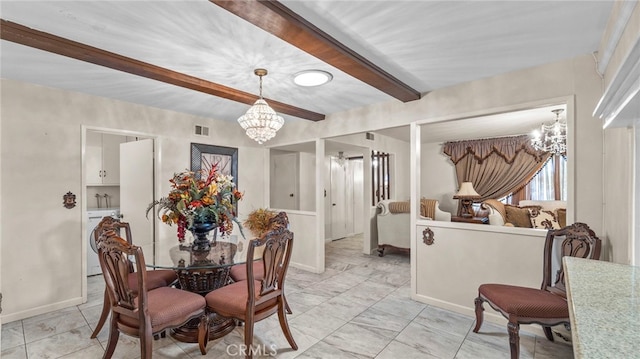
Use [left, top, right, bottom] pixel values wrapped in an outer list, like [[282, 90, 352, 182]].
[[366, 132, 375, 141], [195, 125, 209, 136]]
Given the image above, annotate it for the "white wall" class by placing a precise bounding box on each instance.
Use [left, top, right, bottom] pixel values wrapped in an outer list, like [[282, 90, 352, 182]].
[[299, 152, 316, 212], [414, 221, 548, 334], [420, 142, 458, 214], [0, 79, 266, 322]]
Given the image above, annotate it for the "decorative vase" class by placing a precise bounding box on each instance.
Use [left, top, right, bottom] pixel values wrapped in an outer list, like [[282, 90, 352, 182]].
[[189, 221, 217, 252]]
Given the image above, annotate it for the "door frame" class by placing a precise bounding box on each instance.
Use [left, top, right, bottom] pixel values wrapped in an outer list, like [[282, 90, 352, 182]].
[[81, 126, 159, 302]]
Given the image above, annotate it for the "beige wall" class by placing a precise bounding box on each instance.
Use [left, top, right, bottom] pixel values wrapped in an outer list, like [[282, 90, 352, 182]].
[[0, 79, 267, 322], [420, 142, 457, 214]]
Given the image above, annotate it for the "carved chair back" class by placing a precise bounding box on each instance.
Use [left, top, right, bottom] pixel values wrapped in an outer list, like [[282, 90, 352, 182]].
[[97, 230, 149, 316], [541, 222, 601, 297], [93, 217, 135, 272], [246, 225, 293, 308]]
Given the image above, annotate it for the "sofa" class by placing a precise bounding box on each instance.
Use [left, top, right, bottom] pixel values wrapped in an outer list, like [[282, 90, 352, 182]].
[[482, 199, 566, 229], [376, 199, 451, 256]]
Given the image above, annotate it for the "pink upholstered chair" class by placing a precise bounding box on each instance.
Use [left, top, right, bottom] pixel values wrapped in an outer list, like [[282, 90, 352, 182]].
[[205, 225, 297, 358], [97, 230, 209, 358], [229, 211, 292, 314], [90, 217, 177, 339], [473, 222, 601, 359]]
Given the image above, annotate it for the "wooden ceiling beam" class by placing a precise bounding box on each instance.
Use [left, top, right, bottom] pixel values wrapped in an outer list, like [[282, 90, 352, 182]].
[[211, 0, 421, 103], [0, 19, 325, 122]]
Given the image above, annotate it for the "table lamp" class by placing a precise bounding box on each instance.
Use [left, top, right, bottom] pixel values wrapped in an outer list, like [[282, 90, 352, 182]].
[[453, 182, 481, 218]]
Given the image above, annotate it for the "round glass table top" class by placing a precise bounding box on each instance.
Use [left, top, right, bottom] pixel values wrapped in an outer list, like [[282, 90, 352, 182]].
[[146, 235, 246, 270]]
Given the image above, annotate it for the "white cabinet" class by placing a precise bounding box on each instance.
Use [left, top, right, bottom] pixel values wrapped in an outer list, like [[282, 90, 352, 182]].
[[86, 132, 126, 185]]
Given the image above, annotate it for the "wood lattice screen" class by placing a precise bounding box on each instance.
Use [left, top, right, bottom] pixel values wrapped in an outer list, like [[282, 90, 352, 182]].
[[371, 151, 390, 205]]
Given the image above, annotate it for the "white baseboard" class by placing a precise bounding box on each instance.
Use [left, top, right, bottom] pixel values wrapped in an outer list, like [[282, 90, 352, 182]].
[[411, 292, 547, 337], [289, 261, 321, 273], [1, 297, 84, 324]]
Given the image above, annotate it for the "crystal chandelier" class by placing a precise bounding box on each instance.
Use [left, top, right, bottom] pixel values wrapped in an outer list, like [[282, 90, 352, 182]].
[[531, 109, 567, 156], [237, 69, 284, 144], [336, 151, 347, 167]]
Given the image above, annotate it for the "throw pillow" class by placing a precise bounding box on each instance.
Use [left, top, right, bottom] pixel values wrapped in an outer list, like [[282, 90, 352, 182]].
[[528, 208, 561, 229], [505, 205, 534, 228]]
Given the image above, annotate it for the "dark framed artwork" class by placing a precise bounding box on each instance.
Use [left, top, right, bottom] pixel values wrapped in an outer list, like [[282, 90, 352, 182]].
[[190, 143, 239, 212], [191, 143, 238, 178]]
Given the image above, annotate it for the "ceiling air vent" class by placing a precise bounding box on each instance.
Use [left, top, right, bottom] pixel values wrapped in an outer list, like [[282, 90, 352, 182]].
[[195, 125, 209, 136]]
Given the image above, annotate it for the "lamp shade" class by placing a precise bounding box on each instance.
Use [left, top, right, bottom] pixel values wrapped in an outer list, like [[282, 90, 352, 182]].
[[453, 182, 481, 199]]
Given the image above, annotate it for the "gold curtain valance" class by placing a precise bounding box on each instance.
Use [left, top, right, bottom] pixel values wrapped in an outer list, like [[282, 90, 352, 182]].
[[443, 135, 546, 164]]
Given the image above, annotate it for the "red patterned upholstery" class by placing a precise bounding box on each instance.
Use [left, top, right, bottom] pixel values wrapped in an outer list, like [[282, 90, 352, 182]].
[[120, 287, 206, 332], [128, 270, 177, 293], [478, 284, 568, 318], [229, 260, 264, 282]]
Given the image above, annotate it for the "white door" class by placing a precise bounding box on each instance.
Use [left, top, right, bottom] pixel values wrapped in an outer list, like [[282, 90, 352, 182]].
[[120, 139, 154, 259], [271, 153, 299, 210], [330, 158, 348, 239], [351, 159, 365, 234]]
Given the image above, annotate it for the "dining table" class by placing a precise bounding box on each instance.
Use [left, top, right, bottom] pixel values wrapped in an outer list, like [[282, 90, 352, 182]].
[[146, 235, 244, 343]]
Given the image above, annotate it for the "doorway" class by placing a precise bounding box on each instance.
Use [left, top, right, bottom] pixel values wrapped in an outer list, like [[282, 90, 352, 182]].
[[82, 127, 156, 301], [329, 156, 364, 240]]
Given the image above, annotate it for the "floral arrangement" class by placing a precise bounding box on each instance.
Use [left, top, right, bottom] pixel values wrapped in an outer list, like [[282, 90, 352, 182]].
[[146, 164, 243, 242], [243, 208, 278, 238]]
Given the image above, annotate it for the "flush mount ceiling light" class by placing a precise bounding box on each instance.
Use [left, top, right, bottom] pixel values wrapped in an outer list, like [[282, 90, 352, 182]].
[[237, 68, 284, 144], [531, 109, 567, 156], [293, 70, 333, 87]]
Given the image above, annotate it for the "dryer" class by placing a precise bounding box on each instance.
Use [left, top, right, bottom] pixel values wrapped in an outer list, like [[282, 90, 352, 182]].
[[87, 208, 120, 276]]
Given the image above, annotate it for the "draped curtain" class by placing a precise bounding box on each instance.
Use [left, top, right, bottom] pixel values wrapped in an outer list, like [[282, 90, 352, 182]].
[[443, 135, 551, 202]]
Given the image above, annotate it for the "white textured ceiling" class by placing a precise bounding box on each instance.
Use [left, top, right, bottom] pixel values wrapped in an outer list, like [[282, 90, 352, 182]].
[[0, 1, 614, 139]]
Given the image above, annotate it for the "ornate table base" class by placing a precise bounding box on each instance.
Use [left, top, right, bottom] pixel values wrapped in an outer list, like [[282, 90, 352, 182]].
[[171, 313, 235, 342], [171, 252, 237, 343]]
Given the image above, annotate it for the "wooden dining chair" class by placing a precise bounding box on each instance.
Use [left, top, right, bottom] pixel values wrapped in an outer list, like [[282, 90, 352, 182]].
[[90, 216, 177, 339], [97, 229, 209, 358], [205, 225, 297, 358], [473, 222, 601, 359], [229, 211, 292, 314]]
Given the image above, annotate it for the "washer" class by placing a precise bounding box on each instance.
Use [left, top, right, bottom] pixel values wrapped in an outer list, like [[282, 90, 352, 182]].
[[87, 208, 120, 276]]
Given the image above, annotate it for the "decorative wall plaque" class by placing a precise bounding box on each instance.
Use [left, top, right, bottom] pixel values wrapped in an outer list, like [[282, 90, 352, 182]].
[[422, 227, 434, 245], [63, 191, 76, 209]]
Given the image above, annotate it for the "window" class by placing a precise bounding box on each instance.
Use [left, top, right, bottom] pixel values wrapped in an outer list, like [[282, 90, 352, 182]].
[[371, 150, 390, 205], [528, 155, 567, 201]]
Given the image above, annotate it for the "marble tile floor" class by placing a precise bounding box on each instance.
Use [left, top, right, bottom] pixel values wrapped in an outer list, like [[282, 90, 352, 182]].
[[2, 234, 574, 358]]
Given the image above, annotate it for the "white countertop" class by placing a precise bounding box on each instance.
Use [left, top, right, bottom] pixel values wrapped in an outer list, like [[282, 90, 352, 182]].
[[563, 257, 640, 358]]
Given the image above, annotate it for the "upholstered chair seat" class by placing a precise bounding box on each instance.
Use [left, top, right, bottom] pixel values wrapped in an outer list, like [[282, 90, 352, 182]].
[[128, 270, 177, 294], [206, 280, 278, 318], [119, 287, 206, 331], [478, 284, 569, 318], [229, 260, 264, 282]]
